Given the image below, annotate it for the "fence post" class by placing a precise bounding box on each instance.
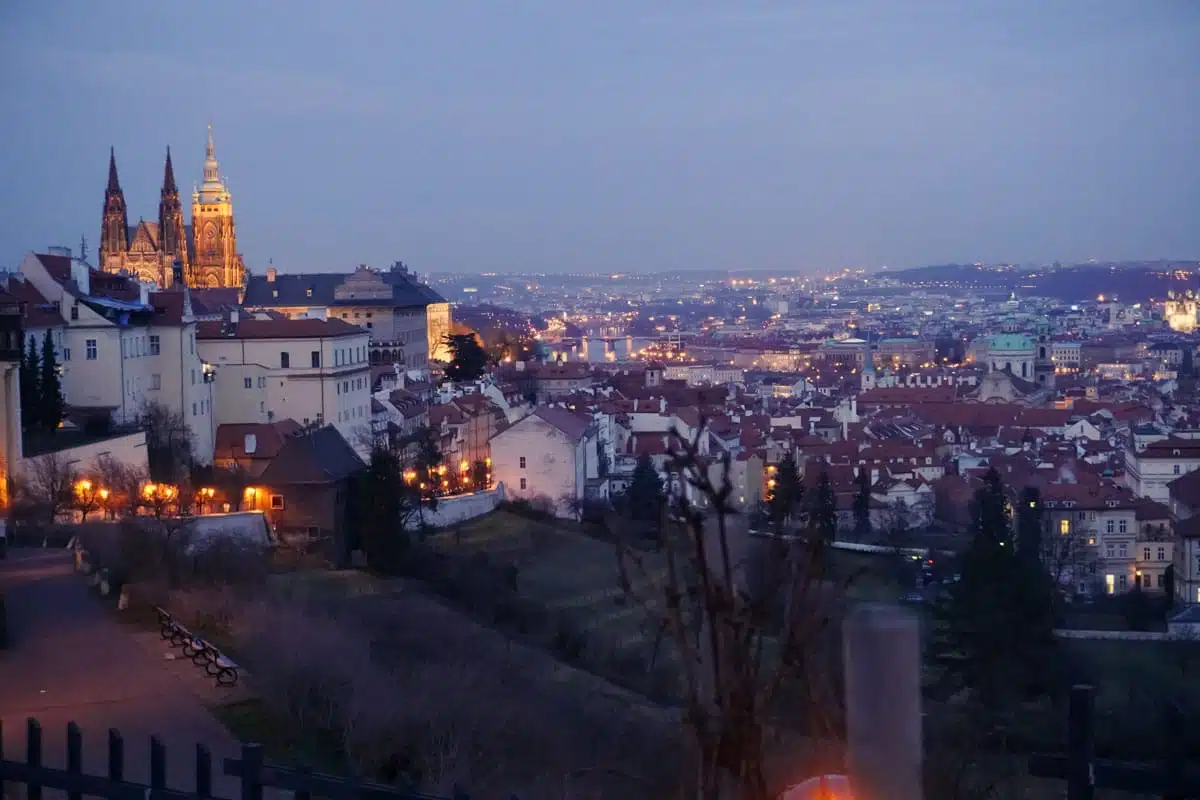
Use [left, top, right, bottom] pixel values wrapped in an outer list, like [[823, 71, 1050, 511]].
[[1164, 701, 1185, 800], [1066, 685, 1095, 800], [150, 736, 166, 796], [66, 722, 83, 800], [196, 743, 213, 798], [239, 742, 264, 800], [107, 728, 125, 784], [842, 604, 923, 800], [26, 719, 43, 800]]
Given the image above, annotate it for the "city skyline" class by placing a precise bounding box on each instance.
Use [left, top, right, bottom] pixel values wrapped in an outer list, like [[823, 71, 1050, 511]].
[[1, 1, 1198, 275]]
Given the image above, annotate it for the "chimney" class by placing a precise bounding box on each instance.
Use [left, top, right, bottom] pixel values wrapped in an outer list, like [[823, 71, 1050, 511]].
[[266, 265, 277, 283], [228, 307, 239, 325]]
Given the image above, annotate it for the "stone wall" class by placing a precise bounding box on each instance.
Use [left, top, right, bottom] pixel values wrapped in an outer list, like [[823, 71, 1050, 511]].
[[404, 483, 505, 530]]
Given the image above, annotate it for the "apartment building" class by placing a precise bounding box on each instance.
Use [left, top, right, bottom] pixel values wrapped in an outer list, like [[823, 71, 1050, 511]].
[[235, 263, 449, 368], [197, 314, 371, 453], [16, 250, 216, 463], [1038, 483, 1148, 596], [1124, 436, 1200, 503]]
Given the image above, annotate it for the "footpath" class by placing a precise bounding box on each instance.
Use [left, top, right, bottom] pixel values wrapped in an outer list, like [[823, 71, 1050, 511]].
[[0, 548, 254, 797]]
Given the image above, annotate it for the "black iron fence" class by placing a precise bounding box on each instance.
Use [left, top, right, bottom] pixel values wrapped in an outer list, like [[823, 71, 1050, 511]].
[[1029, 684, 1200, 799], [0, 719, 514, 800]]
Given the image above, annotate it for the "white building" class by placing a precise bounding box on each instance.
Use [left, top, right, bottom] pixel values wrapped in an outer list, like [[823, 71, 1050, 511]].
[[197, 314, 372, 453], [15, 250, 216, 463], [1125, 437, 1200, 503], [489, 406, 596, 517]]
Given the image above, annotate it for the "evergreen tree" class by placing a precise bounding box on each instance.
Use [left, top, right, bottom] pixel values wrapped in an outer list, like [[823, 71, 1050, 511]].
[[807, 470, 838, 543], [853, 466, 872, 540], [442, 333, 489, 381], [933, 468, 1058, 710], [627, 453, 664, 526], [39, 331, 64, 434], [357, 446, 411, 573], [20, 335, 38, 433], [767, 453, 803, 530], [1016, 486, 1044, 569]]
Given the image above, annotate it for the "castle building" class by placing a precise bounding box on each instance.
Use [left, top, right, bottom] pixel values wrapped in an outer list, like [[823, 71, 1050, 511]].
[[99, 126, 246, 290]]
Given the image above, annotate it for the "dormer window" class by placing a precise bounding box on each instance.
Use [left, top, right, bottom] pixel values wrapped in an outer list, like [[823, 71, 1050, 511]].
[[306, 287, 313, 297]]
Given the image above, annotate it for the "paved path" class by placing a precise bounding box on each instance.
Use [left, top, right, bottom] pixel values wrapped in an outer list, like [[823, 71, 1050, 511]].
[[0, 548, 254, 797]]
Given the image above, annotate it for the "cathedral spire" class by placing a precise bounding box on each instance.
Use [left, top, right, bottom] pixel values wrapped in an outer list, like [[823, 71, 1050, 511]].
[[101, 147, 129, 264], [162, 146, 178, 195], [197, 124, 228, 202], [107, 146, 122, 193]]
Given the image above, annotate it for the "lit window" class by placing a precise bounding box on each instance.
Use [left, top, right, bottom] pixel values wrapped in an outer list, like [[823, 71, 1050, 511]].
[[1059, 519, 1070, 535]]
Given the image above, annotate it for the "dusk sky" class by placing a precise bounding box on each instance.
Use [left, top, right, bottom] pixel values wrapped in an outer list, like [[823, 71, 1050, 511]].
[[1, 1, 1197, 275]]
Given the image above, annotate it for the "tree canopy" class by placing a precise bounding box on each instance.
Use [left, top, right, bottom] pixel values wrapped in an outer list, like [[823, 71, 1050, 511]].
[[626, 453, 665, 526], [767, 453, 803, 531], [933, 468, 1058, 710], [807, 470, 838, 543], [442, 333, 489, 382]]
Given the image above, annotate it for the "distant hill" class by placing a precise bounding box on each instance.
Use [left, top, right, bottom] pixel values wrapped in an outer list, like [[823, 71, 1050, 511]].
[[888, 261, 1200, 304]]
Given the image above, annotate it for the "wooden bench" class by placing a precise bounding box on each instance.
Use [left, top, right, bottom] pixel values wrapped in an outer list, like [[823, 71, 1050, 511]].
[[153, 605, 240, 687]]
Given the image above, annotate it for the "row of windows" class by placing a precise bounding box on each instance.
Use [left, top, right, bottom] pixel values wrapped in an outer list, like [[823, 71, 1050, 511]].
[[336, 377, 366, 395], [337, 405, 368, 423], [243, 376, 268, 389]]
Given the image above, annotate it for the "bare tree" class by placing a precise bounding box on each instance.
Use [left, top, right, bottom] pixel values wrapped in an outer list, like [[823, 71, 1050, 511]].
[[16, 451, 76, 524], [140, 400, 195, 485], [613, 422, 847, 798], [94, 455, 149, 519]]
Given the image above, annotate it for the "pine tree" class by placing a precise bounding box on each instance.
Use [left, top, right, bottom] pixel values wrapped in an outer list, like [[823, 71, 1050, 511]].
[[442, 333, 489, 381], [20, 335, 38, 433], [1016, 486, 1044, 569], [39, 331, 64, 434], [853, 466, 872, 540], [627, 453, 664, 526], [934, 468, 1058, 710], [807, 470, 838, 543], [767, 453, 803, 530]]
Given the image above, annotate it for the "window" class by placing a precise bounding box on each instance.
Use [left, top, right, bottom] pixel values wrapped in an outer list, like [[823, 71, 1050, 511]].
[[1119, 543, 1128, 558], [1119, 520, 1127, 534], [1106, 519, 1114, 534], [1159, 547, 1166, 561], [151, 373, 161, 390], [86, 339, 97, 360], [1106, 543, 1115, 558], [519, 456, 526, 469], [149, 335, 160, 355], [192, 402, 197, 416], [1144, 547, 1151, 561], [1119, 574, 1127, 589], [70, 305, 78, 321], [191, 369, 196, 385], [311, 350, 321, 368], [1159, 574, 1166, 588], [280, 352, 290, 368], [62, 347, 70, 361], [270, 494, 284, 510], [520, 478, 527, 490], [244, 377, 253, 389], [1176, 465, 1182, 475], [1059, 519, 1070, 535]]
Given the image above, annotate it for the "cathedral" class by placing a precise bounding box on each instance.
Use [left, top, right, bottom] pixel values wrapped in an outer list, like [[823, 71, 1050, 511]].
[[99, 126, 246, 289]]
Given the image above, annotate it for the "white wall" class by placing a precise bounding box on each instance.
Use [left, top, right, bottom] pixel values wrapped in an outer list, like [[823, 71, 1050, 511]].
[[17, 430, 149, 478], [199, 329, 372, 449], [490, 415, 584, 516], [402, 485, 505, 530]]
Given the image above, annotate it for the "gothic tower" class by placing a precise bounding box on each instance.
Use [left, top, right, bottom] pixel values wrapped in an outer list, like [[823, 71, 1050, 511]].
[[158, 147, 189, 276], [188, 125, 246, 288], [1034, 321, 1055, 389], [99, 148, 129, 268]]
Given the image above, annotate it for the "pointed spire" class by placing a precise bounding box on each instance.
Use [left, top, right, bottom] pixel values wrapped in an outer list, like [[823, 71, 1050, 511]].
[[162, 146, 178, 194], [107, 147, 121, 193], [206, 123, 215, 160]]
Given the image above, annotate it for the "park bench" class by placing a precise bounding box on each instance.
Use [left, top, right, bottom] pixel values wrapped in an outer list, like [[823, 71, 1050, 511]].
[[153, 605, 241, 687]]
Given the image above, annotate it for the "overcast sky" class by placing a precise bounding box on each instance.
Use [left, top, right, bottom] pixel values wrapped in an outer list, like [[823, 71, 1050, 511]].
[[1, 1, 1197, 275]]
